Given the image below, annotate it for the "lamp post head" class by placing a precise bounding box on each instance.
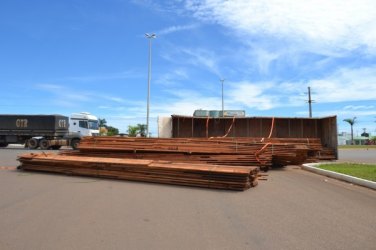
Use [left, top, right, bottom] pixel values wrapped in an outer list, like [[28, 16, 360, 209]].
[[145, 33, 156, 39]]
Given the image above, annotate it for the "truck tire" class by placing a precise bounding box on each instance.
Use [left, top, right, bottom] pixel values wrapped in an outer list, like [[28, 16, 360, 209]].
[[28, 138, 39, 149], [39, 139, 50, 150], [71, 138, 80, 150], [0, 142, 9, 147]]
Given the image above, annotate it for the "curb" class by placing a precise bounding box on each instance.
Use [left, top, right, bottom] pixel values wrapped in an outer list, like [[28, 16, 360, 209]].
[[302, 163, 376, 190]]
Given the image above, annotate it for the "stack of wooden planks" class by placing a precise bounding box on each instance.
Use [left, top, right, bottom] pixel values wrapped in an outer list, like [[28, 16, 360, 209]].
[[66, 137, 274, 169], [61, 136, 331, 169], [17, 136, 335, 190], [18, 153, 259, 191]]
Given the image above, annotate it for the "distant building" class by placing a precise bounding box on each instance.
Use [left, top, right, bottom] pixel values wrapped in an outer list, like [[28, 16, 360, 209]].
[[337, 132, 370, 145], [337, 132, 348, 145]]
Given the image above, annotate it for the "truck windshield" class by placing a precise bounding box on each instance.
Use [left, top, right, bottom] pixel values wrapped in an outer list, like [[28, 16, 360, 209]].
[[88, 120, 99, 130]]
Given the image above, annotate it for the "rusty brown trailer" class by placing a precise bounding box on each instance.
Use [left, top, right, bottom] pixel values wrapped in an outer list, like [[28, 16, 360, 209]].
[[171, 115, 338, 159]]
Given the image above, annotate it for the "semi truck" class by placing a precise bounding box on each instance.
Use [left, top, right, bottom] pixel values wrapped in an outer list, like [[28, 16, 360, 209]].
[[0, 112, 99, 149]]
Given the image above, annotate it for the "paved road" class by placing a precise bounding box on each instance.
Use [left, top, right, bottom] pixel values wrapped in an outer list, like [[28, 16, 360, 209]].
[[0, 148, 375, 250], [338, 148, 376, 164]]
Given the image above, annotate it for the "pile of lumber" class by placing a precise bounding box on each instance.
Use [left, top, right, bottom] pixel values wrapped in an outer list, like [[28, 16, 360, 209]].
[[17, 136, 335, 190], [18, 153, 259, 191], [62, 137, 273, 169], [61, 136, 331, 169]]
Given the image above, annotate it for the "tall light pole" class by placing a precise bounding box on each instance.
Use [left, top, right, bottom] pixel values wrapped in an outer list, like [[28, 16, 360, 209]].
[[145, 33, 156, 137], [220, 79, 225, 117], [306, 86, 315, 118]]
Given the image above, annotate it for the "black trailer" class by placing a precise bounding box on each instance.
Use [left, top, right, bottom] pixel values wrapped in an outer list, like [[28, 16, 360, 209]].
[[0, 114, 80, 149]]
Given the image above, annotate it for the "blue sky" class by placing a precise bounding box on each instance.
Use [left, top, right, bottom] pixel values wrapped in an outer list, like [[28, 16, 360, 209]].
[[1, 0, 376, 136]]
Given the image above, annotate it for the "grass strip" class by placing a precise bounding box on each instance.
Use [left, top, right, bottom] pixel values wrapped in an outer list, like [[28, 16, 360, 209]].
[[318, 163, 376, 182]]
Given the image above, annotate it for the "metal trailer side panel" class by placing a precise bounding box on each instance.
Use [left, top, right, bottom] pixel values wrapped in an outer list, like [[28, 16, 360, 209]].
[[170, 115, 338, 159], [0, 115, 69, 137]]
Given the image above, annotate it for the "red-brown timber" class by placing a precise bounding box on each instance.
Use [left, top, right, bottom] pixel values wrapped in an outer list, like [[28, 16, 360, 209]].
[[18, 153, 259, 191], [17, 136, 335, 190], [65, 136, 335, 169]]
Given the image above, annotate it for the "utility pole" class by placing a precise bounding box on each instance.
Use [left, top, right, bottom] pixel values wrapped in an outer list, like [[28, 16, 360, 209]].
[[306, 86, 315, 118], [220, 79, 225, 117], [145, 33, 156, 137]]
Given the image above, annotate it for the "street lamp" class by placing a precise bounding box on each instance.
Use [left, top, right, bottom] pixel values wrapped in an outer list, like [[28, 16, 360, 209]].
[[145, 33, 156, 137], [220, 79, 225, 117]]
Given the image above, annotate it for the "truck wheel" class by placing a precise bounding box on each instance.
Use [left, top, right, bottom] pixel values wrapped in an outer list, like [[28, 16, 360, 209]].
[[0, 142, 9, 147], [39, 139, 50, 150], [28, 138, 39, 149], [71, 139, 80, 150]]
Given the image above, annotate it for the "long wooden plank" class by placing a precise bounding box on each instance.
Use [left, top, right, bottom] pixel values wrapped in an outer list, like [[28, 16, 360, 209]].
[[18, 153, 259, 191]]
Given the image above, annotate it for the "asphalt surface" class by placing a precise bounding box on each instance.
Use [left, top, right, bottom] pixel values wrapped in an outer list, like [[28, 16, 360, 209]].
[[338, 148, 376, 164], [0, 147, 375, 250]]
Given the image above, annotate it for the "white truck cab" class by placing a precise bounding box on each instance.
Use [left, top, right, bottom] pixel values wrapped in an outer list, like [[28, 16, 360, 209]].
[[69, 112, 99, 136]]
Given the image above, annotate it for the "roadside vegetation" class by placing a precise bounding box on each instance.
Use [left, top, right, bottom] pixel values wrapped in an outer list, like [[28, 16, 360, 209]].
[[127, 124, 147, 137], [98, 118, 119, 136], [318, 163, 376, 182], [343, 117, 357, 145]]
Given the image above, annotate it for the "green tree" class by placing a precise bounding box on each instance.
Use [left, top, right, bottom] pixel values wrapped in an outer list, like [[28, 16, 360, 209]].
[[127, 125, 138, 137], [371, 136, 376, 144], [127, 124, 147, 137], [343, 117, 357, 145], [98, 118, 107, 127], [97, 117, 119, 136], [106, 126, 119, 136], [137, 124, 147, 137], [98, 118, 108, 135]]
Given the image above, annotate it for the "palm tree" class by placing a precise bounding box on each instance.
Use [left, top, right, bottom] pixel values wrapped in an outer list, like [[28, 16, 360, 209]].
[[137, 124, 147, 137], [127, 124, 147, 137], [98, 118, 108, 135], [127, 125, 138, 137], [98, 118, 107, 128], [343, 117, 357, 145]]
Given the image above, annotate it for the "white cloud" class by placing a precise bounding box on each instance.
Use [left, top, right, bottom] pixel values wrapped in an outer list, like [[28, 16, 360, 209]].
[[35, 83, 130, 108], [157, 24, 198, 36], [36, 84, 91, 102], [156, 91, 220, 116], [344, 105, 375, 110], [181, 48, 220, 76], [161, 46, 221, 76], [238, 66, 376, 108], [151, 65, 376, 116], [97, 105, 125, 111], [309, 67, 376, 103], [102, 96, 126, 103], [185, 0, 376, 53], [36, 83, 64, 91], [213, 65, 376, 111], [227, 81, 277, 110], [296, 109, 376, 118], [64, 70, 142, 82], [132, 0, 186, 15], [156, 68, 189, 86], [251, 48, 280, 74]]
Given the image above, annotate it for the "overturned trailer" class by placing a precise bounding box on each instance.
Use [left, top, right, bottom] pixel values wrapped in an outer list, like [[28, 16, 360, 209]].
[[166, 115, 338, 159]]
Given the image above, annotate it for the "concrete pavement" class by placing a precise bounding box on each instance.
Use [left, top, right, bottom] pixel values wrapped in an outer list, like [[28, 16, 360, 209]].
[[1, 148, 375, 250]]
